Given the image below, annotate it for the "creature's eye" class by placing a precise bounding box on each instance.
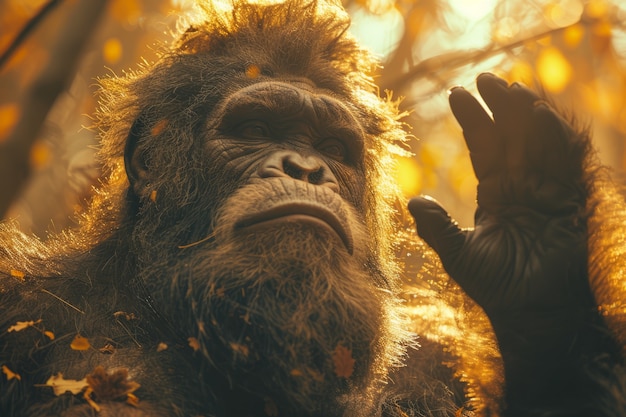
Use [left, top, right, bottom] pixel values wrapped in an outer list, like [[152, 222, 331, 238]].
[[318, 138, 348, 162], [239, 121, 271, 139]]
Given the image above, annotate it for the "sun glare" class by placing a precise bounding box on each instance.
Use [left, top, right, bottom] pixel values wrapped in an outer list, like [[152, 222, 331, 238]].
[[448, 0, 497, 20], [348, 5, 404, 58]]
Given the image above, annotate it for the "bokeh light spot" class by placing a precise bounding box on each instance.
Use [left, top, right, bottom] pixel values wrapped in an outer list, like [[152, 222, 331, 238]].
[[103, 38, 123, 64], [536, 47, 572, 93]]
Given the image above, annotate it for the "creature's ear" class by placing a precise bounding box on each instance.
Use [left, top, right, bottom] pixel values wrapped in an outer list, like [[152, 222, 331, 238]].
[[124, 116, 151, 198]]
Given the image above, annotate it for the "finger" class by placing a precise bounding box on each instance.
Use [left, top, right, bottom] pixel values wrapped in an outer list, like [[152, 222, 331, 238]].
[[476, 73, 538, 114], [476, 74, 538, 169], [408, 196, 467, 273], [448, 86, 500, 180], [532, 103, 585, 180]]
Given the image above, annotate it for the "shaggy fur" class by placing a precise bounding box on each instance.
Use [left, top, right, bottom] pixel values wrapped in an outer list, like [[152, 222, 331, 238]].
[[0, 1, 462, 416], [1, 1, 625, 416]]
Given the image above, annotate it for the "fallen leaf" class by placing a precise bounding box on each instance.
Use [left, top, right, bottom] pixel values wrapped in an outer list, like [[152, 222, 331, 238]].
[[246, 64, 261, 79], [8, 319, 42, 332], [70, 334, 91, 351], [332, 344, 355, 379], [10, 269, 25, 280], [113, 311, 137, 321], [44, 330, 55, 340], [230, 342, 249, 357], [150, 119, 168, 136], [126, 392, 140, 406], [156, 342, 168, 352], [43, 373, 88, 396], [149, 190, 157, 202], [2, 365, 21, 381], [86, 366, 140, 401], [188, 337, 200, 352], [84, 387, 101, 412], [290, 369, 303, 377]]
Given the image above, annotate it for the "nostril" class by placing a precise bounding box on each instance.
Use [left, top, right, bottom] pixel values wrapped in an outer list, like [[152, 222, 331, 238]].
[[283, 162, 303, 180], [308, 169, 324, 184]]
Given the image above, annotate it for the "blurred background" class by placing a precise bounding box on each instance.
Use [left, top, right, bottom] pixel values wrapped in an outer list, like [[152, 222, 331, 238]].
[[1, 0, 626, 237]]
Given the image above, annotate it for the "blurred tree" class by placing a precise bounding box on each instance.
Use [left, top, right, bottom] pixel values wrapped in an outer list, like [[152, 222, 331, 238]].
[[1, 0, 625, 234]]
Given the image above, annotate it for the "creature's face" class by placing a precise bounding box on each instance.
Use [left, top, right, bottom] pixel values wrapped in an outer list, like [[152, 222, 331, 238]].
[[206, 80, 368, 255]]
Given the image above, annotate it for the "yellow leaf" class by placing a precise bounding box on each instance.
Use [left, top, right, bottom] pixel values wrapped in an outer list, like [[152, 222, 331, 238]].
[[7, 319, 42, 332], [10, 269, 25, 280], [113, 311, 137, 321], [44, 331, 55, 340], [150, 119, 168, 136], [156, 342, 168, 352], [149, 190, 157, 202], [44, 373, 88, 396], [332, 343, 355, 378], [2, 365, 21, 381], [126, 392, 140, 406], [70, 334, 91, 351], [245, 64, 261, 79], [230, 342, 249, 357], [84, 386, 101, 412], [188, 337, 200, 352]]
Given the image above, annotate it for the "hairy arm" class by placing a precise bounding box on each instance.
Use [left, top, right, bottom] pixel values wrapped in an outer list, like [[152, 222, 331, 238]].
[[409, 73, 624, 416]]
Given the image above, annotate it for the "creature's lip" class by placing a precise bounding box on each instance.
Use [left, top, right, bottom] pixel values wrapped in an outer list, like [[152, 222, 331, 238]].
[[235, 202, 353, 254]]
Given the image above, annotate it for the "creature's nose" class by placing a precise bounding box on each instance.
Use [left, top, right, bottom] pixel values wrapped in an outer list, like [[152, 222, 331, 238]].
[[257, 150, 340, 192]]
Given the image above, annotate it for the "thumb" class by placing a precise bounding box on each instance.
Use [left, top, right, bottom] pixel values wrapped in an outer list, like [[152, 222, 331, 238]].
[[408, 196, 466, 273]]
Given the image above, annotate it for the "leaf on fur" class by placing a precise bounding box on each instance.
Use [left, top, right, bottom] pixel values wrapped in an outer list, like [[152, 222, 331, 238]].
[[2, 365, 21, 381], [42, 373, 88, 396], [7, 319, 42, 332], [332, 343, 355, 378]]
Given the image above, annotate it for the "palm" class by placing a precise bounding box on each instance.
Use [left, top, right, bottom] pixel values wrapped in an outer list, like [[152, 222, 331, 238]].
[[410, 73, 591, 316]]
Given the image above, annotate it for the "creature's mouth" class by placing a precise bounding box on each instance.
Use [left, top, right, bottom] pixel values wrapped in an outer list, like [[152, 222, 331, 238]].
[[235, 202, 353, 254]]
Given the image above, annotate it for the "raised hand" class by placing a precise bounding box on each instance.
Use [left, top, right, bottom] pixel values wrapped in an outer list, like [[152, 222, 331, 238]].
[[410, 73, 590, 313], [409, 73, 621, 415]]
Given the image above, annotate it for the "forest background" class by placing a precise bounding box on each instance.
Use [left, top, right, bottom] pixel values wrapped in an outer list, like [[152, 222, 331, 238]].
[[1, 0, 625, 236]]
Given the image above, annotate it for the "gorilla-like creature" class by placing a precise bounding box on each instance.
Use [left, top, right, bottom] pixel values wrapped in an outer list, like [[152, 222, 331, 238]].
[[1, 1, 625, 416]]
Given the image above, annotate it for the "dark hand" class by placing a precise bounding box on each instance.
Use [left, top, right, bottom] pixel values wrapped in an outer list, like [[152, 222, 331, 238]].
[[409, 73, 619, 414], [410, 73, 590, 314]]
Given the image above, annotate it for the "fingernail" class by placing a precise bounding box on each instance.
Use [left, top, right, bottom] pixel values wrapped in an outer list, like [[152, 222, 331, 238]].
[[448, 86, 464, 95]]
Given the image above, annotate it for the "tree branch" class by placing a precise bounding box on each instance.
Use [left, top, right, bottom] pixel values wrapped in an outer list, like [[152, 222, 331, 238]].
[[0, 0, 109, 218]]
